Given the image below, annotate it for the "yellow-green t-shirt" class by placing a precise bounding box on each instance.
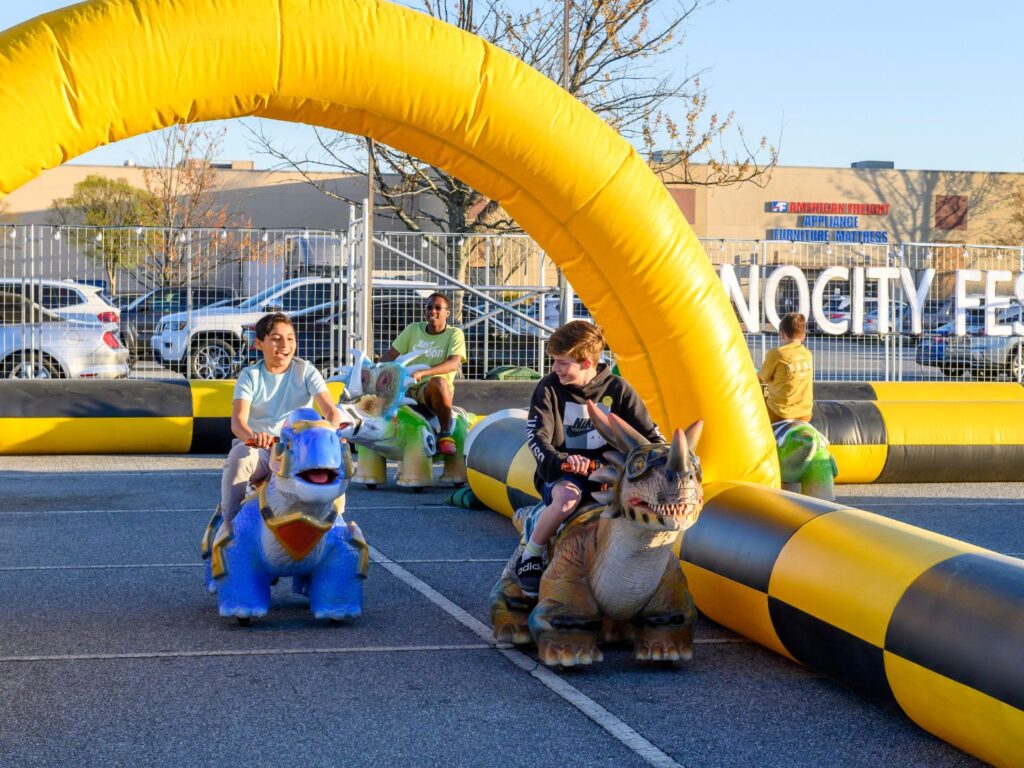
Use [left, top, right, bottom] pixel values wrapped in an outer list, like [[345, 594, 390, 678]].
[[392, 322, 467, 390], [758, 341, 814, 419]]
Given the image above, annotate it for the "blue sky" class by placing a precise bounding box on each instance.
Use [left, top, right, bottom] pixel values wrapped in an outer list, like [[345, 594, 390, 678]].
[[4, 1, 1022, 173]]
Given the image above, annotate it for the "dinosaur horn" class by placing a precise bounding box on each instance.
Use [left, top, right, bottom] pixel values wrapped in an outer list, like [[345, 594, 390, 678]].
[[684, 419, 703, 452], [608, 412, 649, 452], [405, 363, 430, 374], [669, 428, 690, 473], [589, 465, 620, 486], [345, 349, 366, 397], [396, 351, 422, 367]]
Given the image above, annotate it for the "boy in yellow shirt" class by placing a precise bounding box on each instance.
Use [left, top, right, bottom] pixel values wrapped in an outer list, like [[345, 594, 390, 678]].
[[758, 312, 813, 423]]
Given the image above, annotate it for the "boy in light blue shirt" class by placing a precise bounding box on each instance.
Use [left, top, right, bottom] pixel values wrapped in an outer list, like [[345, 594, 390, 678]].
[[219, 312, 343, 520]]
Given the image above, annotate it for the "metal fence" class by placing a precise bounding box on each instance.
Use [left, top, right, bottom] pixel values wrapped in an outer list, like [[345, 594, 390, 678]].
[[1, 221, 1022, 383]]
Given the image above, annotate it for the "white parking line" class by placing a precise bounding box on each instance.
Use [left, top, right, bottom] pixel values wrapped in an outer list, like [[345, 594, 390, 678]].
[[0, 505, 458, 516], [369, 544, 687, 768], [0, 558, 508, 572], [0, 644, 492, 663]]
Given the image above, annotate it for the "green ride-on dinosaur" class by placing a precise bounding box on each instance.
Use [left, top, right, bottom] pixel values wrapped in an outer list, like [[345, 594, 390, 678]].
[[772, 419, 838, 500], [334, 349, 472, 492]]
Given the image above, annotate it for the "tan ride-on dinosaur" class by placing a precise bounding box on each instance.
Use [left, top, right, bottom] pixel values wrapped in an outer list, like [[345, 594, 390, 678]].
[[489, 402, 704, 667]]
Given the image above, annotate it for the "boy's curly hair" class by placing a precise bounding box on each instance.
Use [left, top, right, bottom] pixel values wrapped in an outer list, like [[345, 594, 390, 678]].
[[547, 320, 605, 364]]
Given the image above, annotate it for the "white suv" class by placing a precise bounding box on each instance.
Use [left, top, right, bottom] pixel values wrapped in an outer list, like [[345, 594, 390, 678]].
[[152, 277, 344, 379], [0, 279, 120, 324]]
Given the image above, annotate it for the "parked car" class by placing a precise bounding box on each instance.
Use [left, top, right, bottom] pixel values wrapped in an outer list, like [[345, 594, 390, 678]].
[[111, 293, 145, 310], [242, 289, 550, 380], [506, 295, 592, 337], [915, 308, 986, 377], [0, 278, 120, 324], [863, 300, 911, 335], [962, 304, 1024, 382], [151, 277, 347, 379], [120, 286, 237, 364], [0, 291, 128, 379], [241, 287, 435, 377], [921, 294, 993, 333], [807, 294, 850, 334]]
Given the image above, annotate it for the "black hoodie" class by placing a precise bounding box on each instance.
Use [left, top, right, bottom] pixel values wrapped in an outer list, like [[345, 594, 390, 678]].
[[526, 363, 665, 490]]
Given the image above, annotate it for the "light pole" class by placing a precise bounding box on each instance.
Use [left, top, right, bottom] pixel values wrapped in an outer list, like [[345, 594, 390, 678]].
[[558, 0, 575, 325]]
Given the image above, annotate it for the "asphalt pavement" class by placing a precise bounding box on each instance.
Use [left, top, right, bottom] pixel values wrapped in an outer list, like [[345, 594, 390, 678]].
[[1, 455, 1015, 767]]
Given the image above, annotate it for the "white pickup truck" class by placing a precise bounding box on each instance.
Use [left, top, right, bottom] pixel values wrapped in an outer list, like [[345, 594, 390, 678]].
[[152, 277, 344, 379]]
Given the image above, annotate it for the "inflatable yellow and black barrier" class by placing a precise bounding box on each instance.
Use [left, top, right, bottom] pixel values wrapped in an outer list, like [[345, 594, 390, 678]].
[[810, 382, 1024, 483], [0, 380, 343, 455], [3, 380, 1024, 484], [464, 409, 1024, 767]]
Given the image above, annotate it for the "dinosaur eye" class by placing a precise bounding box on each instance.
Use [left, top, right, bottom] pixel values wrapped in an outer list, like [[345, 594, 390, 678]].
[[629, 454, 647, 477]]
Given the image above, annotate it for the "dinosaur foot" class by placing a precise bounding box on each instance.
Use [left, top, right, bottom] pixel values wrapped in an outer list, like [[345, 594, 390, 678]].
[[493, 611, 532, 645], [219, 604, 269, 620], [396, 479, 431, 490], [633, 625, 694, 663], [436, 474, 467, 488], [537, 633, 603, 667], [489, 577, 534, 645], [313, 606, 362, 621]]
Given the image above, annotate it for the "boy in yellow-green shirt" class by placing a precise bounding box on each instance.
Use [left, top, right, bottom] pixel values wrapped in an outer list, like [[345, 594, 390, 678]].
[[758, 312, 814, 423], [380, 292, 467, 455]]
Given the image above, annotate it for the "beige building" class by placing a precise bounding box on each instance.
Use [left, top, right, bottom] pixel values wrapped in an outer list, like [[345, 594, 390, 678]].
[[663, 161, 1024, 246], [0, 161, 416, 231], [8, 158, 1024, 248]]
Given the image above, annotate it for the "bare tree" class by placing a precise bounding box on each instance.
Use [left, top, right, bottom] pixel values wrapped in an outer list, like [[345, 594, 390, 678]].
[[246, 0, 779, 301]]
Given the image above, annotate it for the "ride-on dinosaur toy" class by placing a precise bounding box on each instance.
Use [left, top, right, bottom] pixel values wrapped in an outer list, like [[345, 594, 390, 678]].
[[200, 407, 368, 624], [773, 419, 838, 500], [490, 402, 704, 667], [335, 350, 472, 491]]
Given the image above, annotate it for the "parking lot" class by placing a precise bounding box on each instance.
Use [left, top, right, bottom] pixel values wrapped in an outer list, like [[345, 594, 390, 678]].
[[1, 454, 1018, 766]]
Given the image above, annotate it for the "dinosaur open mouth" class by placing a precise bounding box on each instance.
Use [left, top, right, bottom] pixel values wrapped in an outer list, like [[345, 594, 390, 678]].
[[629, 498, 701, 526], [298, 468, 340, 485]]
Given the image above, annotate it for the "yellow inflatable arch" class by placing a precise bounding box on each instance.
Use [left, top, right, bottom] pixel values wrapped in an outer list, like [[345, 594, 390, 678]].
[[0, 0, 777, 486]]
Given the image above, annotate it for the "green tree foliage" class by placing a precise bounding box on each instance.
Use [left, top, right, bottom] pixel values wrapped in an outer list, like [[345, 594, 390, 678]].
[[48, 175, 158, 294]]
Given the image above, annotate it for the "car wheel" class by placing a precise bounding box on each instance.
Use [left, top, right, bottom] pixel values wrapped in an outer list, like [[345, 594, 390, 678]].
[[1008, 346, 1024, 384], [190, 339, 236, 380], [939, 364, 965, 378], [1, 352, 64, 379], [970, 367, 998, 382]]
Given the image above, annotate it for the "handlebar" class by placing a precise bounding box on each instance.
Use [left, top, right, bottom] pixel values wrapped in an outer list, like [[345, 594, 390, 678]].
[[560, 459, 598, 475], [244, 436, 278, 448]]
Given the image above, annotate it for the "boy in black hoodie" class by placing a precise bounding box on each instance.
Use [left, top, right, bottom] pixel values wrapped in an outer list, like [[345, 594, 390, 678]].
[[515, 320, 664, 595]]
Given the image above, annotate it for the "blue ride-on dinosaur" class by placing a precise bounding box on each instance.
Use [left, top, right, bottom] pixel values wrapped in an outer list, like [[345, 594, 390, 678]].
[[334, 349, 472, 491], [200, 407, 368, 624]]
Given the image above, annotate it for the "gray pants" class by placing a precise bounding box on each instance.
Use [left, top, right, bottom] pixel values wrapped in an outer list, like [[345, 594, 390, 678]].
[[220, 440, 271, 521]]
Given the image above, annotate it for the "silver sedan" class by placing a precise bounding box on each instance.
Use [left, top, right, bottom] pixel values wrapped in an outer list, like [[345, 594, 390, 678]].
[[1, 292, 128, 379]]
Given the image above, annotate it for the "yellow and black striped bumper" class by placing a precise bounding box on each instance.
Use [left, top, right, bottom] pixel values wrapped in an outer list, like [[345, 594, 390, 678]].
[[683, 482, 1024, 768], [0, 380, 344, 455]]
